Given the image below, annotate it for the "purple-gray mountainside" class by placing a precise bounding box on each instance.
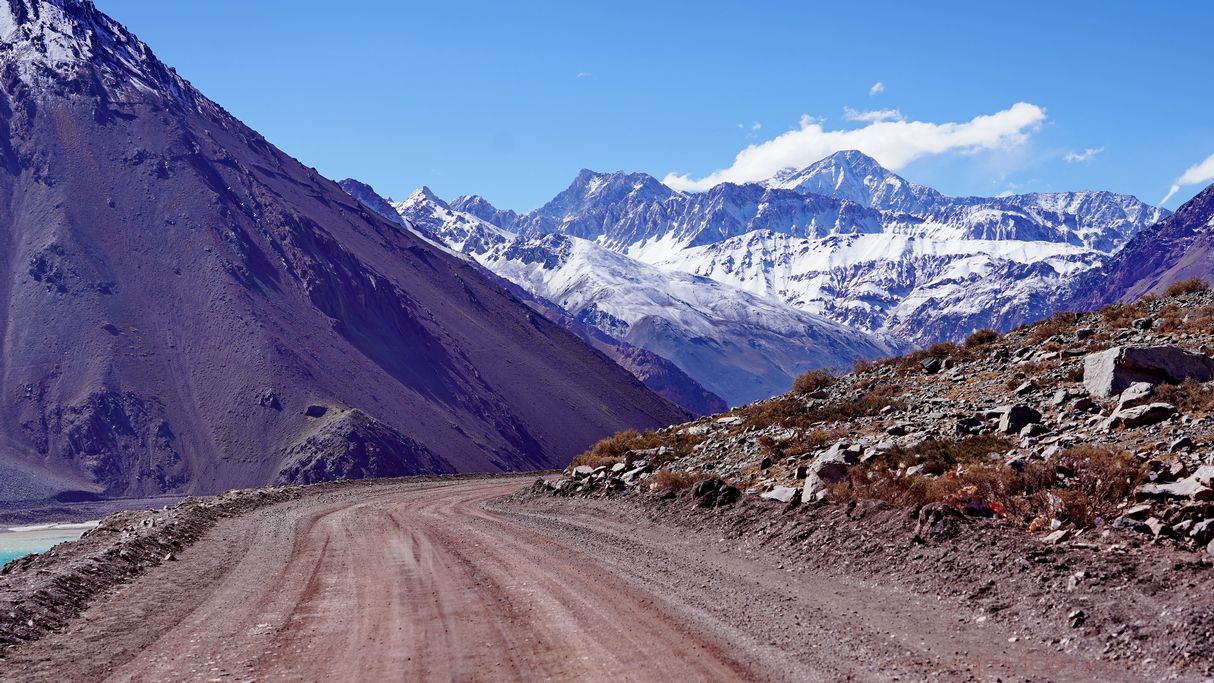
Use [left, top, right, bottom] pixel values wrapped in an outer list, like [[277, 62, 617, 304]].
[[340, 179, 728, 417], [0, 0, 687, 502], [1070, 182, 1214, 307]]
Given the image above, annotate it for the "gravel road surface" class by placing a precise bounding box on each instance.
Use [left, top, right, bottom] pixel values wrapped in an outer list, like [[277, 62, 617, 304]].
[[1, 477, 1158, 682]]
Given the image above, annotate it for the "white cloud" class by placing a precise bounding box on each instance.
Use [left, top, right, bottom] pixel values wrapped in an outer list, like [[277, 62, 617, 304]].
[[577, 71, 592, 78], [663, 102, 1048, 191], [842, 107, 904, 123], [1063, 147, 1104, 163], [751, 121, 762, 132], [1161, 152, 1214, 204], [869, 81, 885, 96]]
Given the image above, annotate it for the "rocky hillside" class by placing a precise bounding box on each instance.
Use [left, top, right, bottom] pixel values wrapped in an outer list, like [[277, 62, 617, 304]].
[[0, 0, 687, 503], [552, 281, 1214, 558], [1072, 182, 1214, 307]]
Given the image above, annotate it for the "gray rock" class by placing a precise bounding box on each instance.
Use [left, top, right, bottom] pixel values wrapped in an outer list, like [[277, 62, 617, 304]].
[[760, 486, 799, 504], [572, 465, 595, 478], [1171, 436, 1196, 452], [1117, 381, 1155, 409], [1083, 345, 1214, 398], [1111, 402, 1177, 429], [997, 404, 1042, 434], [1135, 466, 1214, 501]]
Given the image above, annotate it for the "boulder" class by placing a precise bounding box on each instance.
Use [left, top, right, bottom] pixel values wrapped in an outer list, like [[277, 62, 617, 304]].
[[760, 486, 799, 504], [571, 465, 594, 478], [1116, 382, 1155, 409], [996, 405, 1042, 434], [1107, 402, 1177, 429], [1083, 346, 1214, 398], [304, 404, 328, 418], [1134, 466, 1214, 501]]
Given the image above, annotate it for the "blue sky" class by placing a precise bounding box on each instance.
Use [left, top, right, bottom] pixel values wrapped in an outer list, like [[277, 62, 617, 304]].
[[96, 1, 1214, 212]]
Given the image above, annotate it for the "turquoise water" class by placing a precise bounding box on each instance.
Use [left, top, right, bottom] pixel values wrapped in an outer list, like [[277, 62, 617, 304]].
[[0, 524, 97, 565]]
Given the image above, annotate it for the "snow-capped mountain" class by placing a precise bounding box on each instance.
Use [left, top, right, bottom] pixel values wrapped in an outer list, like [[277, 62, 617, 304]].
[[345, 181, 727, 415], [387, 188, 892, 406], [464, 151, 1167, 346]]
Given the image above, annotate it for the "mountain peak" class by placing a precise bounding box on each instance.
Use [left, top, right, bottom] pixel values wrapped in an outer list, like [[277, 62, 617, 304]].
[[0, 0, 209, 114], [767, 150, 939, 211], [406, 186, 448, 208]]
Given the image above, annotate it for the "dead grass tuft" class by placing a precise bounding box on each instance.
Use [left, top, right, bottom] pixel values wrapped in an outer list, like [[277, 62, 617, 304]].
[[964, 328, 1001, 348], [647, 470, 707, 492], [792, 369, 836, 395], [1164, 277, 1210, 297], [832, 444, 1144, 530]]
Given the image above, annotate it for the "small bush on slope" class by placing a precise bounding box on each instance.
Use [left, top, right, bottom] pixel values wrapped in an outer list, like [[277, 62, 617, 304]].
[[1164, 277, 1210, 297], [832, 444, 1144, 530]]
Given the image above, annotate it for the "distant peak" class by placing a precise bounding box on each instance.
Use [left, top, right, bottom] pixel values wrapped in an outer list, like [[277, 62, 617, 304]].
[[817, 149, 887, 173], [403, 186, 449, 210]]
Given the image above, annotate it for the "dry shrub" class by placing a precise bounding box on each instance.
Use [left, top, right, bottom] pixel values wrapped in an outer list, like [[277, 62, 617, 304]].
[[852, 358, 874, 374], [1165, 277, 1210, 297], [740, 385, 905, 429], [832, 443, 1143, 530], [964, 328, 1001, 348], [571, 429, 659, 468], [1100, 301, 1147, 329], [1155, 379, 1214, 413], [571, 429, 704, 469], [1030, 311, 1078, 342], [891, 342, 968, 374], [647, 469, 705, 492], [792, 369, 836, 395]]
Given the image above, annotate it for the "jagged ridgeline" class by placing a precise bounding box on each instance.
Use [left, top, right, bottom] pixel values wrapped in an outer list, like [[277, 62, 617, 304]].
[[0, 0, 687, 501]]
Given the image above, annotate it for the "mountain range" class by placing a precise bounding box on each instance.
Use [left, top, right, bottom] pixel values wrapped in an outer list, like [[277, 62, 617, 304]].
[[348, 151, 1170, 407], [0, 0, 687, 502]]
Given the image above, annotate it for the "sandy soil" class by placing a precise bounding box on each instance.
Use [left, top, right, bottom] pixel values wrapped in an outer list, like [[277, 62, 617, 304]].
[[0, 477, 1178, 682]]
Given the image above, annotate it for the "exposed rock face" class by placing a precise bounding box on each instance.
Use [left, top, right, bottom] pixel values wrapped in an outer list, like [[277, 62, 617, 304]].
[[1083, 346, 1214, 398], [0, 0, 688, 501]]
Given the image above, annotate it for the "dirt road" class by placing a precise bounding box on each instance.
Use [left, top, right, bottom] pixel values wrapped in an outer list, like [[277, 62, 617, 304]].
[[2, 477, 1158, 682]]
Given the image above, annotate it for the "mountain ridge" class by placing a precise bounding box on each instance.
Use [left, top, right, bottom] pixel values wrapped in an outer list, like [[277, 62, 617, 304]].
[[0, 0, 688, 502], [450, 151, 1167, 347]]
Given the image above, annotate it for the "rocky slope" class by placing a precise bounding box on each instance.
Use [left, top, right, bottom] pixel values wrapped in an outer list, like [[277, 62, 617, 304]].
[[554, 284, 1214, 555], [542, 284, 1214, 677], [1071, 182, 1214, 307], [387, 187, 891, 406], [457, 151, 1166, 347], [0, 0, 687, 503]]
